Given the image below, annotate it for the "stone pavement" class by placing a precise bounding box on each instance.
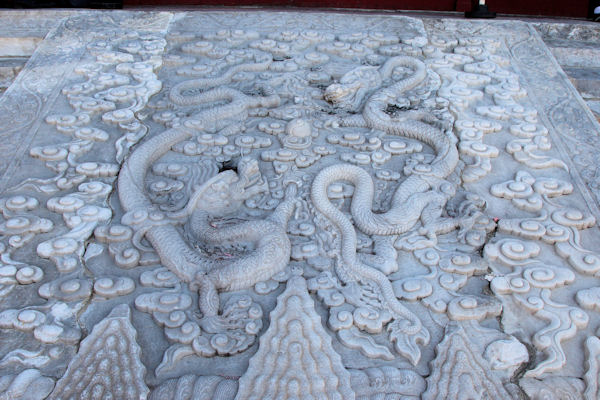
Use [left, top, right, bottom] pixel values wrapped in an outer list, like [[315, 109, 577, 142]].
[[0, 9, 600, 399], [534, 21, 600, 121], [0, 10, 76, 94]]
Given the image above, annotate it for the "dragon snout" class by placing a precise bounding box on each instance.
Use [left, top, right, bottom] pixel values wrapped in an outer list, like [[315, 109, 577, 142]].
[[324, 83, 346, 104]]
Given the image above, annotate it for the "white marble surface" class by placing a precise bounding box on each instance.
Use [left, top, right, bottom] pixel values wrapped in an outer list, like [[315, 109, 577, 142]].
[[0, 10, 599, 399]]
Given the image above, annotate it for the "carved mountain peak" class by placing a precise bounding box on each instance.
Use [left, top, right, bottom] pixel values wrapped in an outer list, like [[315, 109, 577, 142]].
[[48, 304, 149, 400], [422, 324, 512, 400], [235, 275, 355, 400]]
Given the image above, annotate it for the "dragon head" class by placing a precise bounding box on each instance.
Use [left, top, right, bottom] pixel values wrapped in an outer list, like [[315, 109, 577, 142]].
[[324, 80, 364, 111], [183, 157, 267, 218], [234, 156, 267, 200]]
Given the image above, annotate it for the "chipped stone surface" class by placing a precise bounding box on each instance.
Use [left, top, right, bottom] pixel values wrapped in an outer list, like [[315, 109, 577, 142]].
[[0, 10, 599, 399]]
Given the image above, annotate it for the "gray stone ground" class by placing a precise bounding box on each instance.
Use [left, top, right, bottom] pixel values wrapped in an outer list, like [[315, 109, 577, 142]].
[[533, 21, 600, 121], [0, 11, 75, 94]]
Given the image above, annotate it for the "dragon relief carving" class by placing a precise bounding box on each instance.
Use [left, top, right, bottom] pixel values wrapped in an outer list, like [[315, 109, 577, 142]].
[[114, 40, 475, 367], [2, 12, 600, 400], [118, 84, 301, 355]]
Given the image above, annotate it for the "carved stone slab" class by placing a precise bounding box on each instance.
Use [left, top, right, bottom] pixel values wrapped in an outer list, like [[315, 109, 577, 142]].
[[0, 11, 599, 399]]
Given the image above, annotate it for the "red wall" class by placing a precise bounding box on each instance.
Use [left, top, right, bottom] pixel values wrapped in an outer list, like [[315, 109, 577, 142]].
[[486, 0, 588, 17], [124, 0, 590, 18]]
